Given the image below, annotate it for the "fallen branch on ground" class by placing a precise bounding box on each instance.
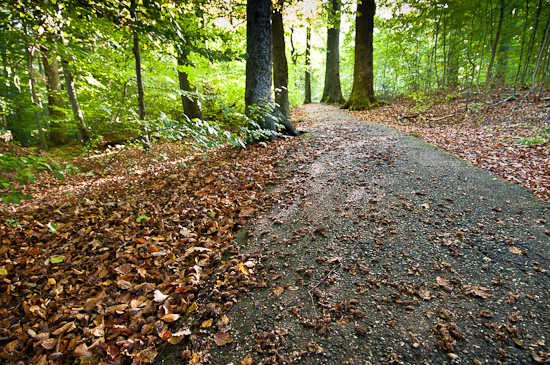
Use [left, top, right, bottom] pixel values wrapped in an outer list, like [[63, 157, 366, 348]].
[[487, 93, 519, 108]]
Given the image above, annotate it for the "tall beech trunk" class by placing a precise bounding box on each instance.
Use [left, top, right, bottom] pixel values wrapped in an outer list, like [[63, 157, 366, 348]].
[[245, 0, 298, 138], [514, 0, 530, 90], [24, 29, 46, 150], [41, 41, 67, 146], [532, 10, 550, 95], [272, 6, 290, 119], [485, 0, 504, 89], [177, 50, 203, 120], [304, 27, 312, 104], [321, 0, 344, 103], [342, 0, 377, 110], [132, 34, 146, 121], [61, 58, 90, 143], [521, 0, 543, 85]]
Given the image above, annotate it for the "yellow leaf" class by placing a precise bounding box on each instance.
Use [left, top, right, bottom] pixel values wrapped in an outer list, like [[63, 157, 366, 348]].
[[201, 319, 213, 328], [237, 262, 250, 275], [187, 301, 198, 313]]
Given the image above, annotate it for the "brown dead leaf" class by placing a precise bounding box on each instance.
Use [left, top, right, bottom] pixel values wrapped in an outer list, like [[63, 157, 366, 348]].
[[509, 246, 526, 255], [241, 353, 254, 365], [273, 286, 284, 297], [467, 286, 492, 299], [417, 289, 433, 300], [213, 332, 233, 346], [161, 313, 180, 322], [74, 343, 92, 360]]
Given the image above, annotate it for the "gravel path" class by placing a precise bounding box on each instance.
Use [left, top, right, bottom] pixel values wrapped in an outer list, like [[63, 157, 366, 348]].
[[161, 104, 550, 364]]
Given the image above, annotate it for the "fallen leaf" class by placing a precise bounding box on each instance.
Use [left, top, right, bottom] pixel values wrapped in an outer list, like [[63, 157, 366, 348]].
[[237, 262, 250, 275], [213, 332, 232, 346], [201, 319, 213, 328], [154, 290, 169, 303], [417, 289, 433, 300], [273, 286, 284, 297], [241, 354, 254, 365], [509, 246, 526, 255], [74, 343, 92, 360], [161, 313, 180, 322], [52, 322, 76, 336]]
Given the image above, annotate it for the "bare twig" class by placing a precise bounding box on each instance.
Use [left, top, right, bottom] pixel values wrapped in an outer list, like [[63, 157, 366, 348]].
[[515, 84, 538, 109], [487, 93, 519, 108], [308, 262, 342, 293]]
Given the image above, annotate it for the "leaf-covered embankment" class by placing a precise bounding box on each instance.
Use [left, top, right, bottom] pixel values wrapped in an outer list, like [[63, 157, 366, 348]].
[[0, 140, 293, 364]]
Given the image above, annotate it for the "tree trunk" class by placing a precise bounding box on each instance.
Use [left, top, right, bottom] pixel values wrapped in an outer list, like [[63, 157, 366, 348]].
[[514, 0, 529, 90], [24, 29, 47, 150], [342, 0, 377, 110], [321, 0, 344, 103], [61, 58, 90, 143], [304, 27, 312, 104], [485, 0, 504, 89], [521, 0, 543, 85], [177, 49, 203, 120], [495, 3, 512, 87], [41, 41, 67, 146], [133, 34, 146, 121], [532, 10, 550, 96], [272, 7, 291, 119], [245, 0, 298, 137]]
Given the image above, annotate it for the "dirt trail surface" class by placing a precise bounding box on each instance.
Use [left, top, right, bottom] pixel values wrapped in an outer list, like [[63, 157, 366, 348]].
[[158, 104, 550, 364]]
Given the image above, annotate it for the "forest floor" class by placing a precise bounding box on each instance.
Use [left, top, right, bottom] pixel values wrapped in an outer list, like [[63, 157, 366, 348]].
[[0, 93, 549, 364]]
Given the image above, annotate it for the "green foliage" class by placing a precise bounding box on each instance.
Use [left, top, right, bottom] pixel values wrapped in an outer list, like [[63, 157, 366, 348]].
[[0, 152, 78, 205]]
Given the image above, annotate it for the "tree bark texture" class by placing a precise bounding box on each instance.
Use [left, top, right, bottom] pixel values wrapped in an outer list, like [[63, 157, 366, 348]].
[[41, 44, 67, 146], [304, 27, 312, 104], [133, 34, 146, 121], [177, 50, 203, 120], [245, 0, 298, 137], [61, 58, 90, 143], [342, 0, 377, 110], [485, 0, 504, 89], [25, 34, 46, 149], [532, 10, 550, 95], [521, 0, 543, 85], [272, 8, 290, 119], [321, 0, 344, 103]]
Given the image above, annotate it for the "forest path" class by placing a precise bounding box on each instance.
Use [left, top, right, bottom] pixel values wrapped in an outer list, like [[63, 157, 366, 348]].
[[165, 103, 550, 364]]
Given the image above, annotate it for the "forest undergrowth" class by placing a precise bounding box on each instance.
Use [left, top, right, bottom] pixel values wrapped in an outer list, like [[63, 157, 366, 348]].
[[0, 92, 548, 364]]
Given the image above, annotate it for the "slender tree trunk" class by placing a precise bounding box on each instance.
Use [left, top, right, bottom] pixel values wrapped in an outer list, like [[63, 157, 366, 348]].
[[342, 0, 377, 110], [321, 0, 344, 103], [466, 6, 478, 111], [514, 0, 530, 91], [432, 6, 441, 88], [521, 0, 543, 85], [304, 27, 312, 104], [245, 0, 298, 137], [24, 30, 46, 150], [111, 82, 128, 124], [41, 40, 67, 146], [177, 49, 203, 120], [61, 58, 90, 143], [133, 34, 146, 121], [485, 0, 504, 89], [272, 6, 291, 118], [533, 10, 550, 96], [495, 3, 512, 87]]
